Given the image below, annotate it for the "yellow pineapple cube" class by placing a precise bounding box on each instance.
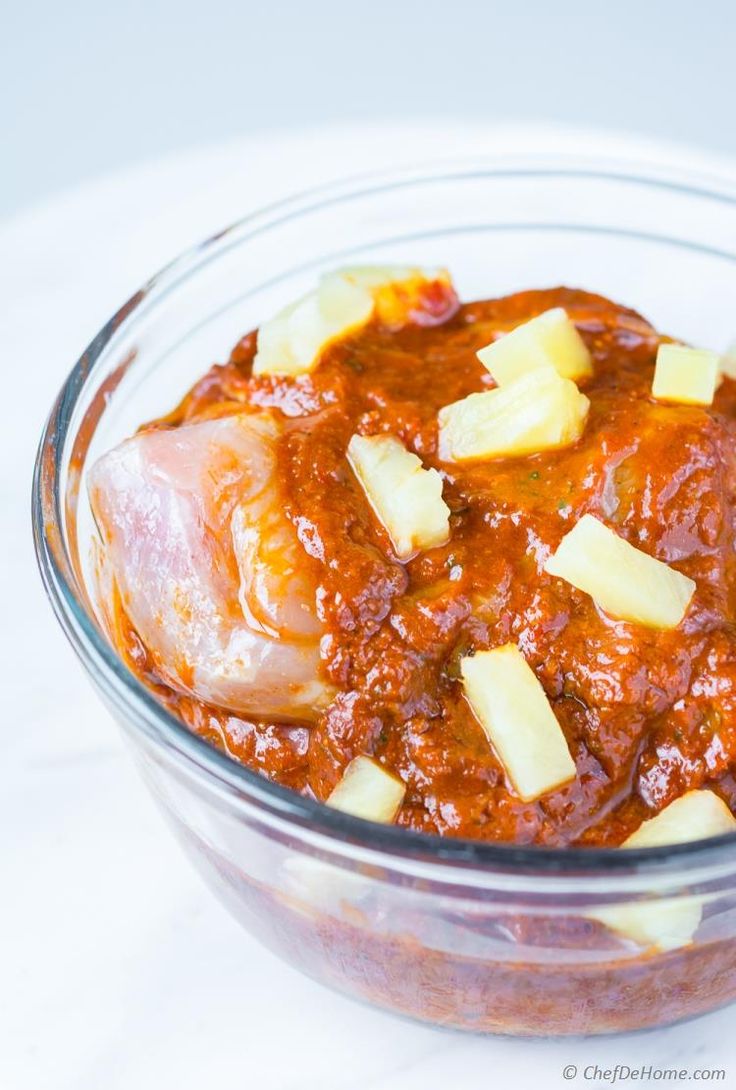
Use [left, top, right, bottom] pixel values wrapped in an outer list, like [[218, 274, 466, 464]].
[[590, 791, 736, 950], [437, 368, 589, 463], [623, 790, 736, 849], [253, 280, 372, 378], [253, 266, 455, 376], [477, 308, 593, 386], [347, 433, 450, 560], [326, 755, 406, 823], [460, 644, 576, 802], [281, 855, 374, 919], [544, 514, 695, 629], [651, 343, 720, 406], [590, 897, 704, 953], [334, 265, 456, 328]]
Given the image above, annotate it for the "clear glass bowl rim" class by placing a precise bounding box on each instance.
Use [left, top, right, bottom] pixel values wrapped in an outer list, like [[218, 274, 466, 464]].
[[32, 152, 736, 878]]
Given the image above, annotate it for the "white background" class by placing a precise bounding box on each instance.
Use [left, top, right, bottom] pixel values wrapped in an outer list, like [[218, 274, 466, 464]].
[[3, 4, 736, 1088], [4, 0, 736, 218]]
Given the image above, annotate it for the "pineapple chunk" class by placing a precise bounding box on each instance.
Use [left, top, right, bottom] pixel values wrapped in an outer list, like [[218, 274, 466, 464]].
[[347, 433, 450, 560], [281, 855, 373, 919], [590, 898, 704, 954], [253, 277, 372, 378], [326, 756, 405, 823], [253, 266, 455, 376], [652, 343, 720, 406], [477, 308, 593, 385], [438, 368, 589, 463], [460, 644, 575, 802], [544, 514, 695, 629], [622, 789, 736, 849], [334, 265, 456, 328], [590, 791, 736, 951]]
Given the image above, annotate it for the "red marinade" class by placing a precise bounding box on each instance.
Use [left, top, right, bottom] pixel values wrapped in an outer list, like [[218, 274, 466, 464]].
[[105, 286, 736, 848]]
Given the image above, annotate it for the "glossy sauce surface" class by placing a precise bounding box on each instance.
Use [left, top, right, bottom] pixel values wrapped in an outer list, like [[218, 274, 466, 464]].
[[111, 287, 736, 847]]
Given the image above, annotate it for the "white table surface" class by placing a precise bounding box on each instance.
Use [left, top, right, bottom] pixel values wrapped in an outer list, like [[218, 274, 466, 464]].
[[4, 123, 736, 1090]]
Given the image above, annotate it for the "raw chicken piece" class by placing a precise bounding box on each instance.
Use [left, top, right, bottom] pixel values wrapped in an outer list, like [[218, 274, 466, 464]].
[[88, 412, 330, 721]]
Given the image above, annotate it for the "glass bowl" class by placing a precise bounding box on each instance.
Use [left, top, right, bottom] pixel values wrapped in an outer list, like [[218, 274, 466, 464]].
[[33, 155, 736, 1036]]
